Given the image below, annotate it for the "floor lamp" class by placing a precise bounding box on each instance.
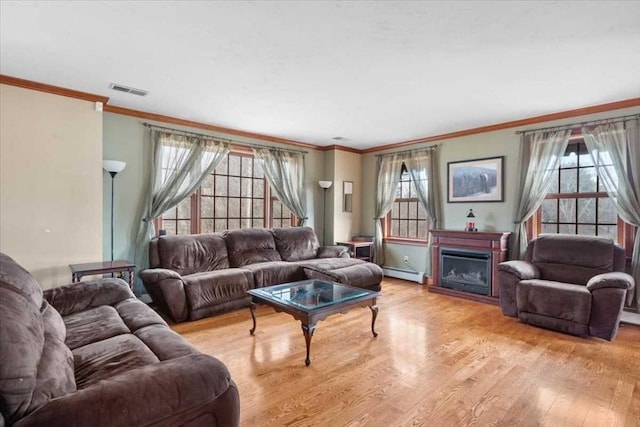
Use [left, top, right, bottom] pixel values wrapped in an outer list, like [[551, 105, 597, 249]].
[[318, 180, 333, 245], [103, 160, 127, 262]]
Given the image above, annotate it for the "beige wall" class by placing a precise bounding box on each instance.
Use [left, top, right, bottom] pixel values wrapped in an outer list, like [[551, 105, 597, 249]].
[[331, 150, 362, 243], [0, 84, 103, 289]]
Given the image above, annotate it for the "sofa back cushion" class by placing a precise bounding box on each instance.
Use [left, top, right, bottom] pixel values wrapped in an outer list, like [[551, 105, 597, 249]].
[[272, 227, 319, 261], [0, 253, 76, 424], [156, 234, 230, 275], [530, 234, 615, 285], [224, 228, 282, 267]]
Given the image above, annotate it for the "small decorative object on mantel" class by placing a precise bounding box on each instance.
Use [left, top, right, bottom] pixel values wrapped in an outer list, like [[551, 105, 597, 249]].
[[465, 209, 477, 232]]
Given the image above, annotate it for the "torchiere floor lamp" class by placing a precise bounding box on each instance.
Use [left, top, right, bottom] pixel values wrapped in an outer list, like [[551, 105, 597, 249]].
[[103, 160, 127, 262], [318, 180, 333, 245]]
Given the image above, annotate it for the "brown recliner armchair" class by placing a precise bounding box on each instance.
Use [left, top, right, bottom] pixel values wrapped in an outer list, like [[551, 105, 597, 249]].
[[498, 234, 635, 341]]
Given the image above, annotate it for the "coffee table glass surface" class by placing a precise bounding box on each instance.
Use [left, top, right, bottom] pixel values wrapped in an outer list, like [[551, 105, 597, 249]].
[[249, 279, 372, 311]]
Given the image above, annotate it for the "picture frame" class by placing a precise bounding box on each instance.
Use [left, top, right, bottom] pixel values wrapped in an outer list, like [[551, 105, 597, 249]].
[[447, 156, 504, 203]]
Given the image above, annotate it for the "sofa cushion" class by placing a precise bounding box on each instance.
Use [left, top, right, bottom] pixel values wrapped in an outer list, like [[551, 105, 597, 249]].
[[517, 279, 592, 325], [63, 305, 130, 350], [272, 226, 319, 261], [157, 233, 229, 275], [224, 228, 282, 267], [73, 334, 160, 389], [183, 269, 254, 310], [240, 261, 307, 288]]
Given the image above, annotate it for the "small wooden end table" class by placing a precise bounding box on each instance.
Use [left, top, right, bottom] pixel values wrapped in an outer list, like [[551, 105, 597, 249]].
[[336, 240, 374, 262], [69, 260, 136, 289]]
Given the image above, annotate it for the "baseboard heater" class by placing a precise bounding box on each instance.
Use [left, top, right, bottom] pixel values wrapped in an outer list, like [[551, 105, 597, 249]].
[[382, 267, 425, 284]]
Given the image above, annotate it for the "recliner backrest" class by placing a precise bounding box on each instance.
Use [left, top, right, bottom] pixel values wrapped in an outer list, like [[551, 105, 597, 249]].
[[0, 253, 75, 425], [153, 233, 230, 275], [528, 234, 618, 285]]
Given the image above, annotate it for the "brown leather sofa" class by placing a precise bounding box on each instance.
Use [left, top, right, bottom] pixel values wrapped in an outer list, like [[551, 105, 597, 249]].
[[497, 234, 635, 341], [0, 252, 240, 427], [140, 227, 384, 322]]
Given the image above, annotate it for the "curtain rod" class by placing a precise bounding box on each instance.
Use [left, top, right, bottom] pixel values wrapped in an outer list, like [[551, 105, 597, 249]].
[[143, 123, 308, 154], [375, 144, 439, 158], [515, 113, 640, 135]]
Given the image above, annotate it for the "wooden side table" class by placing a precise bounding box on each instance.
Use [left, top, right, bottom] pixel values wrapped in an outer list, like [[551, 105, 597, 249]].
[[336, 241, 374, 262], [69, 260, 136, 289]]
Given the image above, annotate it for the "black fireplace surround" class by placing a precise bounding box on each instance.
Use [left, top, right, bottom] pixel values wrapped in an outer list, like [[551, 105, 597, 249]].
[[439, 248, 492, 296]]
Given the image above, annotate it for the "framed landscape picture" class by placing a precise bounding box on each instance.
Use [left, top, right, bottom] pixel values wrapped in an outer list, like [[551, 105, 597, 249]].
[[447, 156, 504, 203]]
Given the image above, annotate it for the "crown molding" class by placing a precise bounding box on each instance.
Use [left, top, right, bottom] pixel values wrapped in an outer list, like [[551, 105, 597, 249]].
[[3, 74, 637, 155], [0, 74, 109, 104], [362, 98, 640, 154], [103, 105, 319, 150], [318, 144, 362, 154]]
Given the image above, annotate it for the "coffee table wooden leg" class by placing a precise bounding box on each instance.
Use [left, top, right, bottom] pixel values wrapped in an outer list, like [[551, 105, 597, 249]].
[[301, 323, 316, 366], [249, 302, 257, 335], [369, 305, 378, 337]]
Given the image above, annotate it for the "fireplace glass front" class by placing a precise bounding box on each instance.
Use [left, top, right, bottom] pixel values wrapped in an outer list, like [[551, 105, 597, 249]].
[[439, 248, 491, 296]]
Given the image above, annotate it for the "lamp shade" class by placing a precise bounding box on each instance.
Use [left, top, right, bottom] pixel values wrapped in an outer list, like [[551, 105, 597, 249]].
[[318, 180, 333, 189], [103, 160, 126, 174]]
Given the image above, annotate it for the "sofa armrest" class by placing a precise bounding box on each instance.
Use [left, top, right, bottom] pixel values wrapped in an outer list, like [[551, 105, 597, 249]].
[[43, 278, 134, 316], [317, 246, 350, 259], [497, 260, 540, 280], [139, 268, 189, 322], [15, 354, 239, 427], [586, 272, 635, 292]]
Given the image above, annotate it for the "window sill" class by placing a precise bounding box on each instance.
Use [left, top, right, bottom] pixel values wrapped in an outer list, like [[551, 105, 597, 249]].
[[383, 237, 428, 247]]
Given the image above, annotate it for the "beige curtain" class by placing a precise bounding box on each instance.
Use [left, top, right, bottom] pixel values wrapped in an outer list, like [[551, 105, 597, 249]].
[[583, 118, 640, 310], [373, 154, 404, 265], [253, 148, 307, 226], [404, 147, 441, 276], [511, 129, 571, 259]]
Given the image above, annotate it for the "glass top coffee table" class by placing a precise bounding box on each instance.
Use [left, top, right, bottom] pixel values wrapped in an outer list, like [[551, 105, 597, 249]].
[[248, 279, 380, 366]]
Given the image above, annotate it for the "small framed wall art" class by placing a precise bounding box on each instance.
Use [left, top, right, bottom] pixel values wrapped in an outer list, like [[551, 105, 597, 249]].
[[447, 156, 504, 203]]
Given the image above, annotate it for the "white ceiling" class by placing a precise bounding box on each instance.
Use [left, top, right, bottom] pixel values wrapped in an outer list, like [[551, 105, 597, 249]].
[[1, 1, 639, 150]]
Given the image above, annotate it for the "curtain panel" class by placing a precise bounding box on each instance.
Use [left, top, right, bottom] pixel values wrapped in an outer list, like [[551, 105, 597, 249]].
[[252, 148, 307, 226], [511, 129, 571, 259], [583, 118, 640, 310], [373, 154, 404, 265], [134, 129, 229, 293], [404, 147, 442, 276]]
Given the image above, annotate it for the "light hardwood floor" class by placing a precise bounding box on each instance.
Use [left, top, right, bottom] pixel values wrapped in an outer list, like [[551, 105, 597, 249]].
[[171, 278, 640, 427]]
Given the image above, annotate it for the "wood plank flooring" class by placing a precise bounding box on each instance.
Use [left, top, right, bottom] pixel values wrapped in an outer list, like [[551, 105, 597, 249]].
[[170, 278, 640, 427]]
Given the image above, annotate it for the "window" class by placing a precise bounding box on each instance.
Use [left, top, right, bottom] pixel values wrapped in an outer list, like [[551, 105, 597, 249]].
[[530, 139, 633, 251], [385, 164, 429, 242], [157, 151, 295, 235]]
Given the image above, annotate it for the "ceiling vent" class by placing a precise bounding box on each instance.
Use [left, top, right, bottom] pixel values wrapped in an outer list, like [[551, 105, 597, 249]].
[[109, 83, 149, 97]]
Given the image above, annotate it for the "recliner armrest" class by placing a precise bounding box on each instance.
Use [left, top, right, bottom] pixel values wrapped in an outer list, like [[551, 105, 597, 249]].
[[497, 260, 540, 280], [15, 354, 239, 427], [44, 278, 134, 316], [586, 272, 635, 292], [317, 246, 350, 259], [139, 268, 189, 322]]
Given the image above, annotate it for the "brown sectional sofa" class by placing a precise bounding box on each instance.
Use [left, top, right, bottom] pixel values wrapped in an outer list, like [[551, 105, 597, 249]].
[[497, 234, 635, 341], [140, 227, 383, 322], [0, 252, 239, 427]]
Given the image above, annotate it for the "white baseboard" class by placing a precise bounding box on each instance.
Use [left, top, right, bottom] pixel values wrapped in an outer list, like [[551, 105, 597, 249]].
[[383, 267, 425, 284], [621, 310, 640, 326]]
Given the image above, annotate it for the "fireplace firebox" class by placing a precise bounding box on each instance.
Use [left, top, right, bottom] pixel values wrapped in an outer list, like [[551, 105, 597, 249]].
[[439, 248, 491, 296]]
